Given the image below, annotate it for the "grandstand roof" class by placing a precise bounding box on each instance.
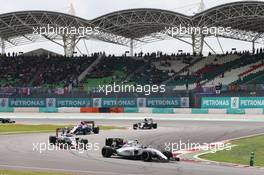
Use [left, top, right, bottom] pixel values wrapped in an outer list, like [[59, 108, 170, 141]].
[[1, 1, 264, 48]]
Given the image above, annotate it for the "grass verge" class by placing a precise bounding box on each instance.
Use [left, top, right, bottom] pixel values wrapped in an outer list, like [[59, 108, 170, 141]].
[[200, 135, 264, 167], [0, 124, 125, 134], [0, 169, 74, 175]]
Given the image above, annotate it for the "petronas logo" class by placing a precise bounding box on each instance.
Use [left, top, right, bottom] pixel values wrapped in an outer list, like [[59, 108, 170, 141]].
[[231, 97, 239, 109], [0, 99, 7, 107]]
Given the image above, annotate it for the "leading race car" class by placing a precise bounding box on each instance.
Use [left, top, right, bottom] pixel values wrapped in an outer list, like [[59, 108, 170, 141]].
[[133, 118, 157, 130], [101, 138, 179, 162], [69, 121, 99, 135], [0, 118, 15, 124], [49, 128, 88, 149]]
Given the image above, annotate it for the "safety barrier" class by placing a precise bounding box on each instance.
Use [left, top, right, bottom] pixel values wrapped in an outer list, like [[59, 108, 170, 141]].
[[80, 107, 99, 113], [152, 108, 174, 114], [244, 108, 263, 115], [227, 108, 245, 114], [0, 107, 14, 112], [208, 109, 227, 114], [14, 108, 39, 113], [39, 107, 58, 113], [123, 107, 139, 113], [58, 107, 80, 113], [0, 107, 263, 114], [173, 108, 192, 114], [191, 108, 209, 114]]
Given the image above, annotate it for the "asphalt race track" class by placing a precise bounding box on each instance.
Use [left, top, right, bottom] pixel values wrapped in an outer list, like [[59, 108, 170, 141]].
[[1, 117, 264, 175]]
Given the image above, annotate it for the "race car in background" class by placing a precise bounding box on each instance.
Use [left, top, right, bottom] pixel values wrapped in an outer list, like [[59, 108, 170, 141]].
[[133, 118, 157, 130], [69, 121, 99, 135], [0, 118, 15, 124], [101, 138, 179, 162], [49, 128, 88, 149]]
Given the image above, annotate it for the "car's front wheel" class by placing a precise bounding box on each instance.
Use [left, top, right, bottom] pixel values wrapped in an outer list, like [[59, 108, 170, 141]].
[[141, 151, 152, 162], [133, 124, 138, 130], [102, 146, 114, 158]]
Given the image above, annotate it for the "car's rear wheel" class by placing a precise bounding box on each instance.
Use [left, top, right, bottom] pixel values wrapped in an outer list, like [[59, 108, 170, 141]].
[[93, 127, 99, 134], [49, 136, 57, 145], [81, 139, 88, 145], [141, 151, 152, 162], [102, 146, 113, 158]]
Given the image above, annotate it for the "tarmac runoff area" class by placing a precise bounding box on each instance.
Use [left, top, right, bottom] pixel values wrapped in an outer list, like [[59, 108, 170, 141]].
[[0, 113, 264, 175]]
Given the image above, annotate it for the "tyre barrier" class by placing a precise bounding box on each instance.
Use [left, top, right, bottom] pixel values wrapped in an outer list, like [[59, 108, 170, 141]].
[[0, 107, 263, 114]]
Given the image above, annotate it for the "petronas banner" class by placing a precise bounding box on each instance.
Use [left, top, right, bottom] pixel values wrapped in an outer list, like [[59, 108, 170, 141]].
[[202, 97, 264, 109], [9, 98, 46, 107]]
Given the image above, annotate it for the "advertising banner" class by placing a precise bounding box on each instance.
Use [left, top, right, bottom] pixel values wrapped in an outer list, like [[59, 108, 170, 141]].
[[201, 97, 231, 108], [202, 97, 264, 109], [56, 98, 91, 107], [239, 97, 264, 108], [3, 97, 190, 108], [101, 98, 137, 107], [146, 97, 181, 108], [9, 98, 46, 107]]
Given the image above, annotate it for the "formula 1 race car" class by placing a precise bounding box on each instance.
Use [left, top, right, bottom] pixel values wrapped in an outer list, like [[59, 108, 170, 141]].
[[0, 118, 15, 124], [101, 138, 179, 162], [69, 121, 99, 135], [49, 128, 88, 149], [133, 118, 157, 130]]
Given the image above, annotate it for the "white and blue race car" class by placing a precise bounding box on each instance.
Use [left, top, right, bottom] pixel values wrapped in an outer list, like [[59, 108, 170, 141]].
[[102, 138, 179, 162]]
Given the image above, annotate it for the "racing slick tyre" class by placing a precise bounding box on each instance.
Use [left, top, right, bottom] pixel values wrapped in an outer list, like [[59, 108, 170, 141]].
[[133, 124, 138, 130], [49, 136, 57, 145], [80, 139, 88, 145], [175, 157, 180, 161], [79, 139, 88, 149], [105, 138, 113, 147], [82, 129, 87, 135], [93, 127, 99, 134], [105, 138, 124, 148], [141, 151, 152, 162], [102, 146, 114, 158], [162, 151, 173, 160], [152, 123, 157, 129]]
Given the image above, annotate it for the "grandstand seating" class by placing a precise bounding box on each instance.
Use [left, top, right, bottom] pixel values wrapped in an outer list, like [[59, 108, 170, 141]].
[[0, 51, 263, 92], [0, 55, 97, 88], [82, 56, 145, 87]]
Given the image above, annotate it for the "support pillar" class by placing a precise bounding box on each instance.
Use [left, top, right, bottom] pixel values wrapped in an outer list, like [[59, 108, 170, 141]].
[[130, 39, 134, 57], [63, 35, 76, 57], [252, 41, 255, 54], [192, 34, 204, 55], [1, 38, 5, 55]]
